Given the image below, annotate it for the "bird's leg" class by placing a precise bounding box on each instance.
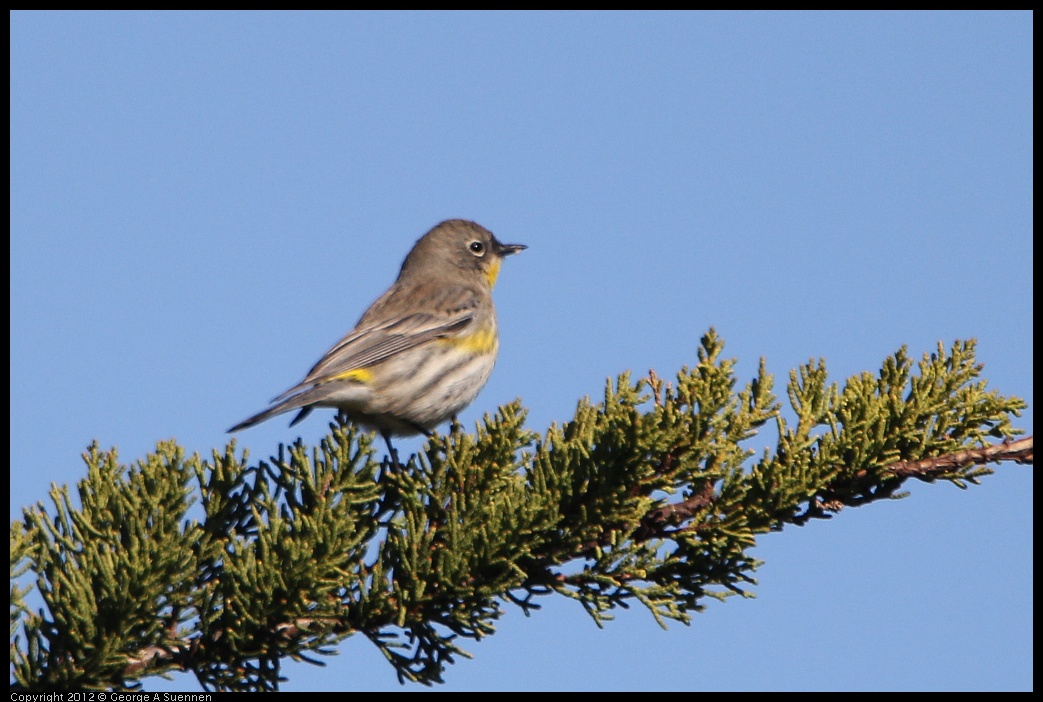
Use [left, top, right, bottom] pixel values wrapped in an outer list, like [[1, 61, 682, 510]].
[[381, 430, 401, 470]]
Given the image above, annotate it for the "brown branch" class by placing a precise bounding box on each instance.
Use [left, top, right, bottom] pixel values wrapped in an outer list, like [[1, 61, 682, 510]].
[[889, 436, 1033, 477], [632, 481, 717, 541], [792, 436, 1033, 525], [647, 368, 664, 407], [124, 643, 187, 677], [122, 616, 351, 680]]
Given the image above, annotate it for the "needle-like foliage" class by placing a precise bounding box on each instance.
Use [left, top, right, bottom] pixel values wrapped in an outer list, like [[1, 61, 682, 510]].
[[10, 331, 1031, 691]]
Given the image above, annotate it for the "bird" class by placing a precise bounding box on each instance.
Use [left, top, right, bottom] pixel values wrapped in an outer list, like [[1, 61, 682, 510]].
[[228, 219, 526, 463]]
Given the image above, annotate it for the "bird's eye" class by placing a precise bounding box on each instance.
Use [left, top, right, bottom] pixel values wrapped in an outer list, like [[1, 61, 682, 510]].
[[469, 241, 485, 256]]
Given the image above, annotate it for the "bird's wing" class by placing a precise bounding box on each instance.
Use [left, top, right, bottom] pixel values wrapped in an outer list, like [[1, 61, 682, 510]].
[[271, 284, 479, 402]]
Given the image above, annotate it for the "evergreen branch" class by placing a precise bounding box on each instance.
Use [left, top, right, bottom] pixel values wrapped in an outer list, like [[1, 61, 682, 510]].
[[10, 331, 1031, 691], [109, 425, 1028, 681], [123, 643, 189, 679], [790, 437, 1033, 525], [121, 615, 350, 680], [632, 481, 718, 541], [888, 436, 1033, 475]]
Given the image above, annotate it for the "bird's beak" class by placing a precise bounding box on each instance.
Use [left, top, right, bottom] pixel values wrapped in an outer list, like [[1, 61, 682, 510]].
[[494, 240, 527, 257]]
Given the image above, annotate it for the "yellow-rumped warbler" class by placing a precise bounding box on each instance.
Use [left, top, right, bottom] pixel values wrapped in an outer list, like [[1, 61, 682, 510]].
[[228, 219, 525, 459]]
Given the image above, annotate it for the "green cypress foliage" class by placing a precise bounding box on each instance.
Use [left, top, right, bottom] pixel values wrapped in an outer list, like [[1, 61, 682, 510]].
[[10, 331, 1030, 691]]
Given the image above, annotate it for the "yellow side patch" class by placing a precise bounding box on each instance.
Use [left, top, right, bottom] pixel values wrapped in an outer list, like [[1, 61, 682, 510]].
[[329, 368, 374, 384], [442, 327, 498, 355]]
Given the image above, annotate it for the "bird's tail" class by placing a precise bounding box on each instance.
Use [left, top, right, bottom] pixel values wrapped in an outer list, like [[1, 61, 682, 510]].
[[228, 394, 312, 433]]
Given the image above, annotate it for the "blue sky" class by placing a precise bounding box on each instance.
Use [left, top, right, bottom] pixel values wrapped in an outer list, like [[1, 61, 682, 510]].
[[10, 11, 1032, 692]]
